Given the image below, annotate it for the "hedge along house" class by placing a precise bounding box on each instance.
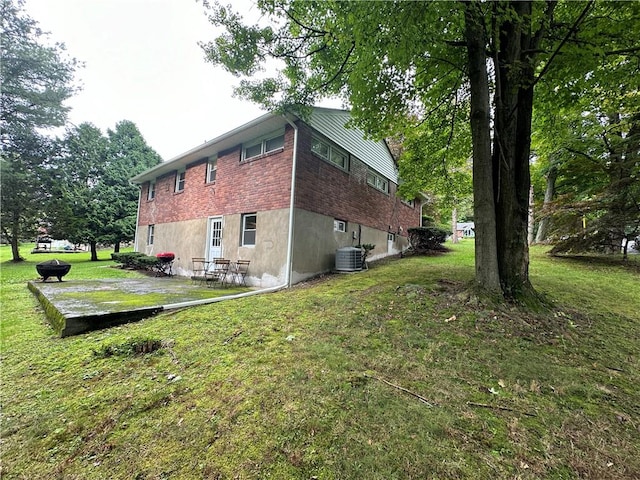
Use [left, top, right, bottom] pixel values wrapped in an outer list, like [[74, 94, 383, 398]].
[[131, 107, 422, 288]]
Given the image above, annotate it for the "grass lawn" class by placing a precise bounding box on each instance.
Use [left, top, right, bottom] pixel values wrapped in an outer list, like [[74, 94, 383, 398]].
[[1, 242, 638, 479]]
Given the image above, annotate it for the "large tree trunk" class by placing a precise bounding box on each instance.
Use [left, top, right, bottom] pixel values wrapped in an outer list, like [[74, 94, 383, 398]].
[[492, 0, 536, 299], [535, 163, 557, 243], [464, 1, 501, 294], [465, 1, 552, 300]]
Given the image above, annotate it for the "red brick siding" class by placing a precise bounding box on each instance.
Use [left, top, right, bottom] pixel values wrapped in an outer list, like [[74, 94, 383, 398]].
[[293, 123, 421, 236], [138, 121, 421, 235], [138, 128, 294, 226]]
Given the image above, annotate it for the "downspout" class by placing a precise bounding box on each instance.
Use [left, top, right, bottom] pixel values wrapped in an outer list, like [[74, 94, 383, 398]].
[[133, 186, 142, 252], [283, 114, 298, 287], [162, 114, 299, 310]]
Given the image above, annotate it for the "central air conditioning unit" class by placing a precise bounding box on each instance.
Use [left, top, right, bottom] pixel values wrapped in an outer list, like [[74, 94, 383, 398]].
[[335, 247, 363, 272]]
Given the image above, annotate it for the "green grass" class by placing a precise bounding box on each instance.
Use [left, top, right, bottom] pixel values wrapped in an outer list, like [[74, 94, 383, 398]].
[[1, 241, 639, 479]]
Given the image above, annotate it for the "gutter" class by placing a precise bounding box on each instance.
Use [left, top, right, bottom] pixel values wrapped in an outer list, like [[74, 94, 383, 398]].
[[160, 114, 299, 310]]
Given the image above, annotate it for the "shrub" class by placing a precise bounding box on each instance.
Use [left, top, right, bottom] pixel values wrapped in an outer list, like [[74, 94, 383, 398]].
[[407, 227, 449, 253], [111, 252, 159, 270]]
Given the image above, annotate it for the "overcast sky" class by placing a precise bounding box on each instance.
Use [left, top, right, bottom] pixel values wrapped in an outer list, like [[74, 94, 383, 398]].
[[24, 0, 271, 160]]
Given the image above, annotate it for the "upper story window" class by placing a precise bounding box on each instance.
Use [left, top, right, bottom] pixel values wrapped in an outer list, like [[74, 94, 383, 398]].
[[175, 170, 186, 192], [311, 136, 348, 171], [243, 132, 285, 161], [206, 157, 217, 183], [367, 170, 389, 194], [147, 181, 156, 201], [402, 198, 415, 208], [241, 213, 257, 246]]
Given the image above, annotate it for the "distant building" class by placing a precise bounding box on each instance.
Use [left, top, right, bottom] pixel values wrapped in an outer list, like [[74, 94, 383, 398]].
[[456, 222, 475, 238]]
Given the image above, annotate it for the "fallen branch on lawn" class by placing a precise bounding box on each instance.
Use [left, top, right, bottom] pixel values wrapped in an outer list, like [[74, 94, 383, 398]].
[[364, 373, 435, 407], [467, 401, 537, 417]]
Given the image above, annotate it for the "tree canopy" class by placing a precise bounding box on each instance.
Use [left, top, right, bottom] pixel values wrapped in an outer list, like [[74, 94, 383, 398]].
[[202, 0, 639, 301], [46, 121, 162, 260], [531, 3, 640, 256], [0, 0, 78, 261]]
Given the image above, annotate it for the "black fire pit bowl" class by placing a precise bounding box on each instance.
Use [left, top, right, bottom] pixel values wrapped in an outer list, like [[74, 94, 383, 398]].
[[36, 259, 72, 282]]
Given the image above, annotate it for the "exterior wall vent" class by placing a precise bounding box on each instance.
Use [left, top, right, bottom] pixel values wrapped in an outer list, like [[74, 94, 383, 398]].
[[335, 247, 363, 272]]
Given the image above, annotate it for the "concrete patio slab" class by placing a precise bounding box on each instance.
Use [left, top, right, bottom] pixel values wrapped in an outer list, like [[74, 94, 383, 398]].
[[27, 277, 243, 337]]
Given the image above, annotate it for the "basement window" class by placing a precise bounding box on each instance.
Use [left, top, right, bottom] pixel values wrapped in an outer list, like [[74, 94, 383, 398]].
[[334, 219, 347, 232]]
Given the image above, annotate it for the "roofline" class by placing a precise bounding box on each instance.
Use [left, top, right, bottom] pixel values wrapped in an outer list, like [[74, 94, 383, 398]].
[[131, 111, 282, 184]]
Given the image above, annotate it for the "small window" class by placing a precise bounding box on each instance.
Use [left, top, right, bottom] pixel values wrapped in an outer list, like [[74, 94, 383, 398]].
[[402, 198, 415, 208], [241, 213, 257, 246], [175, 170, 186, 192], [311, 136, 348, 170], [334, 219, 347, 232], [244, 142, 263, 160], [311, 137, 330, 160], [147, 224, 155, 245], [206, 158, 217, 183], [243, 133, 285, 160], [388, 233, 396, 242], [367, 171, 389, 193], [265, 135, 284, 153], [147, 181, 156, 200]]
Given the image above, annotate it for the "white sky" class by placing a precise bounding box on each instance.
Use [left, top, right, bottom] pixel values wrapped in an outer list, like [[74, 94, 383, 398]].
[[24, 0, 270, 160]]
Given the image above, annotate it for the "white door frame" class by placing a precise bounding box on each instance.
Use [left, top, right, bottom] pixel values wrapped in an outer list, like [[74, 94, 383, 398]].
[[207, 216, 224, 260]]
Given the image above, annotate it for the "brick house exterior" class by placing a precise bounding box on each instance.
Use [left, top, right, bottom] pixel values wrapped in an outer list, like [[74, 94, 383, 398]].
[[132, 108, 422, 287]]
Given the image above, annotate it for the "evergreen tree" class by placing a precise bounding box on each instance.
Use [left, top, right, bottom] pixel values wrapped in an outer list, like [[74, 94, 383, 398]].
[[0, 0, 77, 261]]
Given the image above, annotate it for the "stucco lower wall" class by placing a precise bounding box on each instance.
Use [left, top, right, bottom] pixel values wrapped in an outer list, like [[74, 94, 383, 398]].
[[290, 209, 410, 284], [135, 218, 208, 274], [135, 209, 290, 288]]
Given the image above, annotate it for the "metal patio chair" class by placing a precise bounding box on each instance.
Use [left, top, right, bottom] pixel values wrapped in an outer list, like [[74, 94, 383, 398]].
[[206, 259, 230, 288], [234, 259, 250, 286]]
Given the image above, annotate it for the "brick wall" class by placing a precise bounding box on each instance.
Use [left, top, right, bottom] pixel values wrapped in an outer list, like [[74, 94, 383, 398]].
[[293, 123, 421, 237], [138, 128, 294, 226], [138, 121, 421, 236]]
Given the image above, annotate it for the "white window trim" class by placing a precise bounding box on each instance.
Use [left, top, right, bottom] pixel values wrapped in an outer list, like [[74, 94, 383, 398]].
[[147, 224, 155, 245], [334, 219, 347, 232], [206, 157, 217, 184], [147, 181, 156, 201], [311, 135, 348, 171], [401, 198, 415, 208], [367, 170, 389, 194], [175, 170, 186, 192], [242, 131, 285, 161], [241, 213, 257, 247]]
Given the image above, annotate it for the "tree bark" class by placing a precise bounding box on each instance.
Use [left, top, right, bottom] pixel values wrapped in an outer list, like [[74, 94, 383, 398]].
[[451, 207, 459, 244], [90, 240, 98, 261], [535, 163, 557, 243], [491, 1, 536, 299], [528, 185, 535, 245], [9, 214, 23, 262], [464, 1, 501, 294]]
